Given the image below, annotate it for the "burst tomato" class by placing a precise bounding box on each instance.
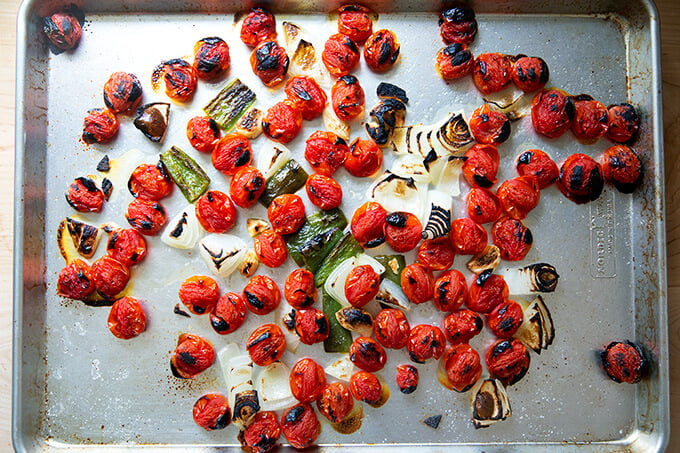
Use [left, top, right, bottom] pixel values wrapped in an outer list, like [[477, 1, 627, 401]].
[[417, 237, 455, 271], [571, 95, 609, 143], [374, 308, 410, 349], [284, 269, 317, 309], [305, 174, 342, 210], [469, 103, 511, 146], [510, 55, 549, 92], [230, 166, 266, 208], [210, 292, 247, 335], [443, 309, 483, 344], [384, 211, 422, 252], [407, 324, 446, 363], [170, 333, 214, 379], [57, 259, 95, 300], [396, 364, 419, 394], [492, 217, 533, 261], [433, 269, 468, 312], [467, 187, 502, 224], [294, 308, 330, 345], [128, 163, 173, 201], [242, 411, 281, 453], [600, 341, 649, 384], [91, 256, 130, 299], [439, 5, 477, 44], [463, 144, 500, 188], [450, 218, 487, 255], [82, 108, 118, 144], [346, 138, 383, 177], [262, 101, 303, 144], [240, 7, 276, 47], [497, 175, 541, 220], [187, 116, 221, 153], [351, 201, 387, 248], [151, 59, 197, 102], [106, 228, 146, 267], [331, 75, 365, 121], [515, 148, 559, 189], [243, 275, 281, 315], [280, 403, 320, 450], [66, 177, 105, 212], [268, 194, 306, 235], [486, 338, 531, 386], [558, 153, 604, 204], [364, 29, 400, 72], [179, 275, 220, 315], [290, 358, 327, 403], [304, 131, 348, 176], [193, 37, 230, 81], [193, 393, 231, 430], [103, 72, 143, 114], [247, 324, 286, 366], [317, 382, 354, 423], [600, 145, 642, 193], [345, 265, 380, 308], [338, 4, 373, 43], [473, 53, 511, 95], [195, 190, 237, 233], [349, 371, 382, 405], [435, 43, 474, 80], [125, 199, 167, 236], [285, 76, 327, 121], [466, 271, 508, 314], [440, 343, 482, 392], [531, 88, 575, 138], [322, 33, 360, 76], [349, 337, 387, 372], [606, 103, 640, 143], [401, 263, 434, 305], [487, 300, 523, 339], [212, 133, 252, 176], [250, 40, 289, 87], [108, 296, 146, 340]]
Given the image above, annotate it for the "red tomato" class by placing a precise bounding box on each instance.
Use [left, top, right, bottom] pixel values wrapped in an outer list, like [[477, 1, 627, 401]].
[[338, 4, 373, 43], [152, 59, 197, 102], [435, 43, 474, 80], [170, 333, 214, 379], [285, 76, 327, 121], [212, 133, 253, 176], [487, 300, 523, 339], [290, 358, 327, 403], [345, 265, 380, 308], [439, 5, 477, 44], [407, 324, 446, 363], [247, 324, 286, 366], [401, 263, 434, 304], [262, 101, 303, 144], [497, 175, 541, 220], [467, 187, 502, 224], [531, 88, 575, 138], [66, 177, 105, 212], [106, 228, 146, 267], [469, 103, 511, 146], [306, 174, 342, 210], [280, 403, 320, 449], [351, 201, 387, 248], [384, 212, 422, 253], [91, 255, 130, 299], [304, 130, 348, 176], [243, 411, 281, 453], [230, 166, 266, 208], [601, 341, 649, 384], [294, 308, 330, 345], [349, 336, 386, 372], [492, 217, 533, 261], [317, 382, 354, 423], [558, 153, 604, 204], [240, 7, 276, 47], [510, 56, 549, 92], [179, 275, 219, 315], [473, 53, 511, 95], [187, 116, 221, 153], [243, 275, 281, 315], [331, 75, 365, 121], [462, 144, 500, 188], [250, 40, 289, 87], [57, 259, 95, 300], [268, 194, 306, 235], [349, 371, 382, 405], [346, 138, 383, 177], [515, 149, 559, 189], [103, 72, 142, 113], [125, 199, 167, 236], [606, 103, 640, 143], [82, 108, 118, 144], [108, 296, 146, 340], [193, 37, 230, 81], [374, 308, 410, 349], [433, 269, 467, 312], [395, 364, 419, 394], [571, 96, 609, 143], [210, 292, 247, 335], [195, 190, 237, 233], [322, 33, 360, 76], [284, 269, 317, 309], [486, 338, 531, 386], [450, 218, 487, 255], [440, 343, 482, 392], [443, 309, 483, 344], [364, 29, 400, 72], [193, 393, 231, 430], [601, 145, 642, 193], [466, 271, 508, 314], [417, 237, 455, 271]]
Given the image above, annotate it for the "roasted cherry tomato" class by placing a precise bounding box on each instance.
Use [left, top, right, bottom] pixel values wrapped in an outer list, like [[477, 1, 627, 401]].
[[558, 153, 604, 204], [179, 275, 219, 315], [396, 364, 419, 394], [106, 228, 146, 267], [435, 43, 474, 80], [108, 296, 146, 340], [349, 371, 382, 405], [433, 269, 467, 312], [469, 103, 511, 146], [486, 338, 531, 386], [290, 358, 327, 403], [338, 4, 373, 43], [125, 199, 166, 236], [330, 79, 365, 126], [450, 218, 487, 255], [444, 309, 483, 344], [193, 394, 231, 432], [417, 237, 455, 271], [193, 37, 230, 81], [151, 59, 198, 102], [497, 175, 541, 220], [230, 166, 266, 208], [364, 29, 400, 72], [57, 259, 95, 300], [243, 275, 281, 315], [210, 292, 247, 335], [294, 309, 330, 345], [268, 194, 306, 235], [240, 7, 277, 47], [285, 76, 327, 121], [439, 5, 477, 44], [242, 411, 281, 453], [473, 53, 511, 95], [91, 256, 130, 299], [212, 133, 253, 176], [492, 217, 533, 261], [345, 265, 380, 308], [606, 103, 640, 143], [322, 33, 360, 77], [250, 40, 289, 87], [351, 201, 387, 248], [407, 324, 446, 363], [42, 6, 83, 53], [187, 116, 221, 153], [463, 144, 500, 188], [305, 130, 348, 176], [515, 149, 559, 189], [66, 177, 105, 212], [128, 162, 173, 201], [262, 101, 303, 144], [440, 343, 482, 392], [82, 108, 118, 144], [510, 55, 549, 92], [600, 340, 649, 384], [170, 333, 214, 379], [317, 382, 354, 423], [601, 145, 642, 193], [255, 230, 288, 268], [401, 263, 434, 305], [467, 187, 502, 224], [349, 336, 386, 372], [487, 300, 523, 339], [195, 190, 237, 233], [346, 138, 383, 177], [466, 270, 508, 314], [570, 95, 609, 143], [103, 72, 143, 114], [305, 174, 342, 210], [374, 308, 410, 349], [531, 88, 575, 138], [247, 323, 286, 366], [284, 269, 317, 309], [384, 212, 422, 253], [281, 403, 320, 450]]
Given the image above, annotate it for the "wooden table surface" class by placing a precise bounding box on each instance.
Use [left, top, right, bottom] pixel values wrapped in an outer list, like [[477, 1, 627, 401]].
[[1, 0, 679, 451]]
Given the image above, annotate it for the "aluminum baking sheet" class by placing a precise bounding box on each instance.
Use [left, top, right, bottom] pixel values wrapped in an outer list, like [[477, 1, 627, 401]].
[[13, 0, 668, 451]]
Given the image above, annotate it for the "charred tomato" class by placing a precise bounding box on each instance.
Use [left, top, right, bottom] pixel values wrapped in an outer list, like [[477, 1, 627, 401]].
[[242, 411, 281, 453], [103, 72, 143, 114], [193, 394, 231, 431], [331, 75, 365, 122], [290, 358, 327, 403], [345, 265, 381, 308], [407, 324, 446, 363], [401, 263, 435, 305], [170, 333, 215, 379], [187, 116, 221, 153], [210, 292, 247, 335], [444, 309, 483, 344], [510, 56, 549, 93], [462, 144, 500, 188], [469, 103, 511, 146], [515, 149, 560, 189], [571, 95, 609, 143], [473, 53, 511, 95], [322, 33, 360, 77], [128, 162, 173, 201], [268, 194, 306, 235], [433, 269, 468, 312], [606, 103, 640, 143], [193, 37, 230, 81], [374, 308, 410, 350], [255, 230, 288, 268], [304, 130, 348, 176], [450, 218, 487, 256], [492, 217, 533, 261], [230, 166, 266, 208], [439, 343, 482, 392], [439, 5, 477, 45], [486, 338, 531, 386], [349, 336, 387, 372], [243, 275, 281, 315], [280, 403, 320, 450], [91, 255, 130, 299], [250, 40, 289, 87], [247, 324, 286, 366], [317, 381, 354, 423], [42, 6, 83, 53], [558, 153, 604, 204], [57, 259, 95, 300], [600, 145, 642, 193], [306, 174, 343, 210], [212, 133, 253, 176], [396, 364, 419, 394], [284, 269, 317, 309], [240, 7, 277, 47], [466, 270, 508, 314], [66, 177, 105, 213], [496, 175, 541, 220], [179, 275, 220, 315], [106, 228, 146, 267], [349, 371, 382, 405], [436, 43, 474, 80], [285, 76, 327, 121], [384, 211, 422, 253], [364, 29, 400, 72], [600, 340, 650, 384], [125, 199, 167, 236], [487, 300, 523, 339], [531, 88, 575, 138], [82, 108, 118, 144], [262, 101, 303, 144], [195, 190, 237, 233], [294, 308, 330, 345], [467, 187, 502, 224], [338, 4, 373, 43], [108, 296, 146, 339], [346, 138, 383, 177], [351, 201, 387, 248], [151, 59, 198, 102], [417, 237, 455, 271]]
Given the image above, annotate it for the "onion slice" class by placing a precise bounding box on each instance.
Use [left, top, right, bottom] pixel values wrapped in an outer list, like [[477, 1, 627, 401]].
[[515, 295, 555, 354], [161, 204, 202, 250], [255, 144, 291, 180], [324, 257, 357, 307], [255, 362, 297, 411], [421, 190, 452, 240], [470, 378, 512, 429], [500, 263, 560, 295], [375, 279, 412, 312], [368, 171, 427, 220], [199, 234, 247, 277]]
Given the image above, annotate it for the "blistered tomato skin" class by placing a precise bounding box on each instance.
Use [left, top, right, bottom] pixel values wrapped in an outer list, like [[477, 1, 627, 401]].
[[179, 275, 220, 315], [57, 259, 95, 301], [346, 138, 383, 177], [187, 116, 221, 153], [108, 296, 146, 340], [436, 43, 474, 80], [433, 269, 468, 312], [570, 96, 609, 143], [345, 265, 381, 308], [473, 53, 511, 95], [497, 175, 541, 220], [230, 166, 266, 208], [510, 56, 549, 92], [444, 309, 483, 344], [285, 76, 327, 121], [240, 7, 277, 47], [82, 108, 119, 144], [450, 218, 487, 256], [515, 149, 560, 189], [385, 212, 422, 253], [193, 37, 230, 81], [349, 371, 382, 404], [492, 217, 533, 261], [332, 75, 365, 121], [247, 324, 286, 366], [91, 256, 130, 299], [243, 275, 281, 316], [294, 308, 330, 345], [66, 177, 105, 213], [467, 271, 509, 314], [407, 324, 446, 364], [338, 4, 373, 43], [128, 163, 173, 201], [364, 29, 401, 72], [401, 263, 435, 305], [193, 393, 231, 431], [210, 292, 247, 335], [262, 101, 303, 144], [252, 230, 288, 269], [106, 228, 146, 267], [103, 72, 143, 114], [306, 174, 343, 210], [170, 333, 215, 379], [268, 194, 306, 235], [486, 338, 531, 386], [558, 153, 604, 204], [290, 358, 327, 403], [250, 40, 289, 87], [374, 309, 411, 349], [531, 88, 576, 138], [317, 381, 354, 423], [322, 33, 361, 77], [285, 269, 317, 309], [463, 144, 500, 188], [441, 343, 482, 392], [600, 341, 649, 384], [417, 237, 455, 271], [606, 103, 640, 143], [349, 337, 387, 372], [212, 133, 253, 176], [467, 187, 502, 224], [125, 199, 167, 236], [195, 190, 237, 233], [601, 145, 642, 193], [351, 202, 388, 248], [487, 300, 524, 339], [151, 59, 198, 102], [439, 5, 477, 44], [396, 364, 419, 394], [469, 103, 511, 146], [305, 131, 349, 176], [281, 403, 320, 450], [243, 411, 281, 453], [42, 8, 83, 52]]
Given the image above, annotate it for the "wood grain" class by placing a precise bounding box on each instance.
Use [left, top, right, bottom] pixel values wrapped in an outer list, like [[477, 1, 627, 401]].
[[0, 0, 678, 451]]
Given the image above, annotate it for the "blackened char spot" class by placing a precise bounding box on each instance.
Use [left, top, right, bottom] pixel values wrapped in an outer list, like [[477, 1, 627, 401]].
[[285, 406, 305, 424], [385, 212, 407, 228], [247, 331, 271, 349], [339, 75, 358, 85], [255, 42, 281, 71], [244, 291, 264, 309], [97, 155, 110, 172], [178, 351, 196, 365], [422, 414, 443, 429], [518, 151, 533, 165], [474, 173, 493, 188], [476, 269, 493, 287]]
